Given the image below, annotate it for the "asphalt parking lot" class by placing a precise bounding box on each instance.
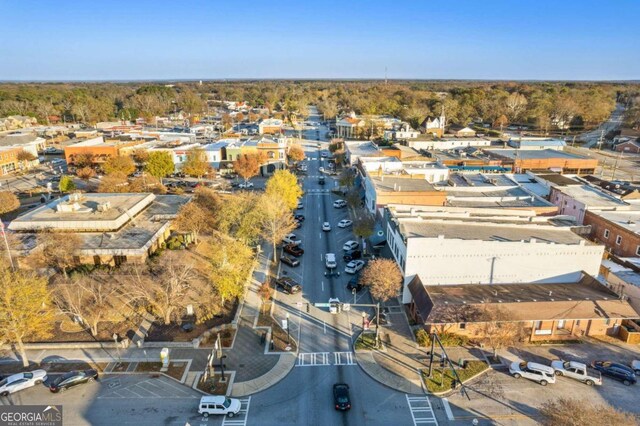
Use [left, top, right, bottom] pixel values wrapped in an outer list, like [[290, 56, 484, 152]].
[[0, 374, 223, 426]]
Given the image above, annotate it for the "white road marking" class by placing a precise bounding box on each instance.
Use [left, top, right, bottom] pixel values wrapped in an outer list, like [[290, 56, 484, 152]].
[[406, 395, 438, 425], [324, 321, 327, 334], [222, 397, 251, 426], [296, 352, 331, 367], [442, 398, 454, 420], [321, 281, 324, 291], [333, 352, 355, 365]]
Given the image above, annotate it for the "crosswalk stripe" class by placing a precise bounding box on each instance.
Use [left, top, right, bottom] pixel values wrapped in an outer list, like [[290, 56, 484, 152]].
[[406, 394, 439, 426]]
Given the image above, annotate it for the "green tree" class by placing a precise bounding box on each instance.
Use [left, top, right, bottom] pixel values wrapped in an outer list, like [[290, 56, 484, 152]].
[[144, 151, 174, 182], [207, 235, 256, 306], [0, 265, 55, 367], [0, 191, 20, 216], [182, 148, 210, 179], [352, 210, 375, 247], [103, 155, 136, 176], [258, 194, 297, 261], [265, 170, 303, 210], [59, 175, 76, 193]]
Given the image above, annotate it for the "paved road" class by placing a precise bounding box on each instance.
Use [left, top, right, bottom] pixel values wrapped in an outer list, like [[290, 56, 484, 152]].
[[247, 107, 424, 425], [580, 103, 625, 148]]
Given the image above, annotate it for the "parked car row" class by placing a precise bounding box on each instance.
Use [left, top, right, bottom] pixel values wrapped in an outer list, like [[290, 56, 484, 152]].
[[510, 357, 640, 387], [0, 369, 98, 396]]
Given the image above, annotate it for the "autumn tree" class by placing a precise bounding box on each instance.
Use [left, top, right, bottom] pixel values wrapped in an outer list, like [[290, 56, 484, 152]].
[[0, 191, 20, 216], [265, 169, 303, 210], [53, 274, 123, 337], [504, 92, 528, 121], [493, 114, 508, 132], [352, 210, 375, 247], [76, 166, 96, 180], [215, 192, 262, 244], [132, 149, 149, 166], [338, 168, 356, 188], [98, 171, 129, 193], [234, 153, 265, 183], [16, 150, 37, 170], [173, 202, 212, 244], [287, 145, 305, 163], [34, 231, 81, 278], [182, 148, 210, 180], [144, 151, 174, 182], [360, 258, 402, 302], [539, 398, 636, 426], [103, 155, 136, 176], [258, 194, 297, 261], [476, 304, 525, 358], [207, 235, 256, 306], [73, 153, 95, 168], [59, 175, 76, 193], [0, 265, 55, 367], [129, 175, 167, 194]]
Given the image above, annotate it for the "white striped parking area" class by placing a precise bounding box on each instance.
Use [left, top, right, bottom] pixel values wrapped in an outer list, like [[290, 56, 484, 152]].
[[406, 394, 438, 425], [222, 397, 251, 426]]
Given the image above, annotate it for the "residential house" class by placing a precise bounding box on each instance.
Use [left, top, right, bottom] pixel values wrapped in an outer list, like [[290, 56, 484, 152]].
[[383, 123, 419, 141], [614, 140, 640, 154], [0, 115, 37, 132], [447, 124, 476, 138], [419, 111, 446, 137]]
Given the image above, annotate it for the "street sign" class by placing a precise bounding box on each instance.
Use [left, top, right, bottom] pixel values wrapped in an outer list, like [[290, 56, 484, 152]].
[[342, 303, 351, 311], [282, 319, 288, 330], [314, 303, 331, 307]]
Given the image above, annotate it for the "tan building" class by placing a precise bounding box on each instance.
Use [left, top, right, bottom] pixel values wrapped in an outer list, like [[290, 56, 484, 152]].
[[408, 274, 638, 342], [364, 175, 447, 216], [64, 136, 146, 166], [486, 149, 598, 175]]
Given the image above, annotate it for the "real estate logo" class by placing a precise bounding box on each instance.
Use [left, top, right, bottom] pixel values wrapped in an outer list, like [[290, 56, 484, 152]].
[[0, 405, 62, 426]]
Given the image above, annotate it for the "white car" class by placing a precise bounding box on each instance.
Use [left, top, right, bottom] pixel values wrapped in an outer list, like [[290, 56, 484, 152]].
[[198, 395, 241, 418], [343, 240, 359, 251], [0, 370, 48, 396], [345, 260, 365, 274], [322, 222, 331, 232], [550, 360, 602, 386], [338, 219, 352, 228], [325, 253, 337, 269], [297, 202, 304, 209], [509, 361, 556, 386], [319, 167, 325, 173], [329, 298, 340, 314], [238, 181, 254, 189], [333, 200, 347, 208], [282, 233, 302, 246]]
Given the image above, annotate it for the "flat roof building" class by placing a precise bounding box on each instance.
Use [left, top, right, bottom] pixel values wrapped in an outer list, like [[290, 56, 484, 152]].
[[486, 148, 597, 175]]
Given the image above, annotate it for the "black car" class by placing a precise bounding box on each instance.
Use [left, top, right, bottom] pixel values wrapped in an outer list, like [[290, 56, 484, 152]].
[[294, 214, 305, 222], [333, 383, 351, 411], [275, 277, 301, 294], [343, 250, 362, 262], [591, 361, 636, 385], [281, 254, 300, 267], [347, 277, 364, 292], [49, 370, 98, 393], [283, 244, 304, 257], [318, 177, 325, 185]]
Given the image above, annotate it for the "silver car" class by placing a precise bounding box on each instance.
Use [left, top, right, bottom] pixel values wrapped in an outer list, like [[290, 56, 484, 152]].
[[0, 370, 48, 396]]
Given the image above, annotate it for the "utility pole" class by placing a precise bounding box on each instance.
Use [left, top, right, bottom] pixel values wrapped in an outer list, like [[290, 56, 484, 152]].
[[597, 130, 604, 151], [0, 222, 15, 270]]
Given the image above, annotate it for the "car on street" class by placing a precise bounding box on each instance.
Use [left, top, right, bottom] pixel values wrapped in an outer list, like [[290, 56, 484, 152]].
[[345, 260, 365, 274], [275, 277, 302, 294], [550, 360, 602, 386], [282, 233, 302, 246], [283, 244, 304, 256], [325, 253, 337, 269], [343, 240, 359, 251], [280, 254, 300, 267], [294, 214, 305, 222], [509, 361, 556, 386], [322, 222, 331, 232], [198, 395, 241, 418], [318, 176, 325, 185], [338, 219, 352, 228], [238, 181, 254, 189], [319, 167, 325, 173], [333, 383, 351, 411], [297, 202, 304, 209], [329, 297, 340, 314], [0, 370, 47, 396], [321, 152, 328, 158], [333, 200, 347, 208], [49, 369, 99, 393], [343, 249, 362, 262], [347, 277, 364, 292], [591, 361, 637, 385], [294, 220, 302, 229]]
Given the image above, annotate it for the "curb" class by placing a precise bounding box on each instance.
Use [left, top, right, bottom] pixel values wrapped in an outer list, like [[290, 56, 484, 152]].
[[423, 363, 491, 397], [229, 352, 297, 397], [353, 350, 425, 395]]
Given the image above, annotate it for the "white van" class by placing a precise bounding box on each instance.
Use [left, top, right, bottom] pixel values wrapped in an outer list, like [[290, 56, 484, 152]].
[[198, 395, 241, 417], [325, 253, 337, 269]]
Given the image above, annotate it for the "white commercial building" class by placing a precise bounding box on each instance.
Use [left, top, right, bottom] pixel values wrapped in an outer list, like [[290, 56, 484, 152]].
[[405, 138, 492, 151], [385, 207, 605, 303]]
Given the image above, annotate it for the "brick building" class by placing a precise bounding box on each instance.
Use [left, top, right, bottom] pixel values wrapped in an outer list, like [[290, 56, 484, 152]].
[[585, 209, 640, 257], [485, 149, 598, 175]]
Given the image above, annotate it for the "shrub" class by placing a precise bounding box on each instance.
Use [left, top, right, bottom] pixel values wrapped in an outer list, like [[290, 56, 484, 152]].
[[415, 329, 430, 347], [414, 330, 469, 348], [166, 235, 187, 250]]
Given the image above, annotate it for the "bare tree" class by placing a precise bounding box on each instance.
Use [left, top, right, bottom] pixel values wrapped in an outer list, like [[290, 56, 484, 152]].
[[53, 274, 123, 337], [475, 304, 526, 358], [33, 231, 81, 278], [360, 258, 402, 302], [505, 92, 528, 121], [0, 191, 20, 216], [539, 397, 636, 426]]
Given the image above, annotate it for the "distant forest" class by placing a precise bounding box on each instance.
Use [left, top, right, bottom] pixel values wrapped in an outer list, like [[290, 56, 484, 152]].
[[1, 80, 639, 131]]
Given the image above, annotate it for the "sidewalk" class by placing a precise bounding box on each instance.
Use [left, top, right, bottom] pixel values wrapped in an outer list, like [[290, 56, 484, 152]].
[[0, 242, 297, 397]]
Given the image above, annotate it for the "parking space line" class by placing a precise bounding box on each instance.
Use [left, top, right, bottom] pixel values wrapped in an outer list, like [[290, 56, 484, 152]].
[[442, 398, 454, 420], [133, 383, 161, 397], [155, 378, 193, 396]]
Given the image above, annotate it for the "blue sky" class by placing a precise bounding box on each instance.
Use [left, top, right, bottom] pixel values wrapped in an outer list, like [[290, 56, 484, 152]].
[[1, 0, 639, 81]]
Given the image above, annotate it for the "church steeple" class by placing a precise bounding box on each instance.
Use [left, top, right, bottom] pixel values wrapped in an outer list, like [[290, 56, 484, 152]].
[[440, 105, 446, 130]]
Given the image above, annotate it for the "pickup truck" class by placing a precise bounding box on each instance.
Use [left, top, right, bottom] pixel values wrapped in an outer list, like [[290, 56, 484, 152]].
[[282, 233, 302, 246], [550, 360, 602, 386]]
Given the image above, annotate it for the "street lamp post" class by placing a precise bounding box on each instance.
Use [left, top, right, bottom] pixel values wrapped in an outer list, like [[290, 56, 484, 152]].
[[286, 313, 290, 345], [219, 355, 227, 383], [362, 311, 366, 330]]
